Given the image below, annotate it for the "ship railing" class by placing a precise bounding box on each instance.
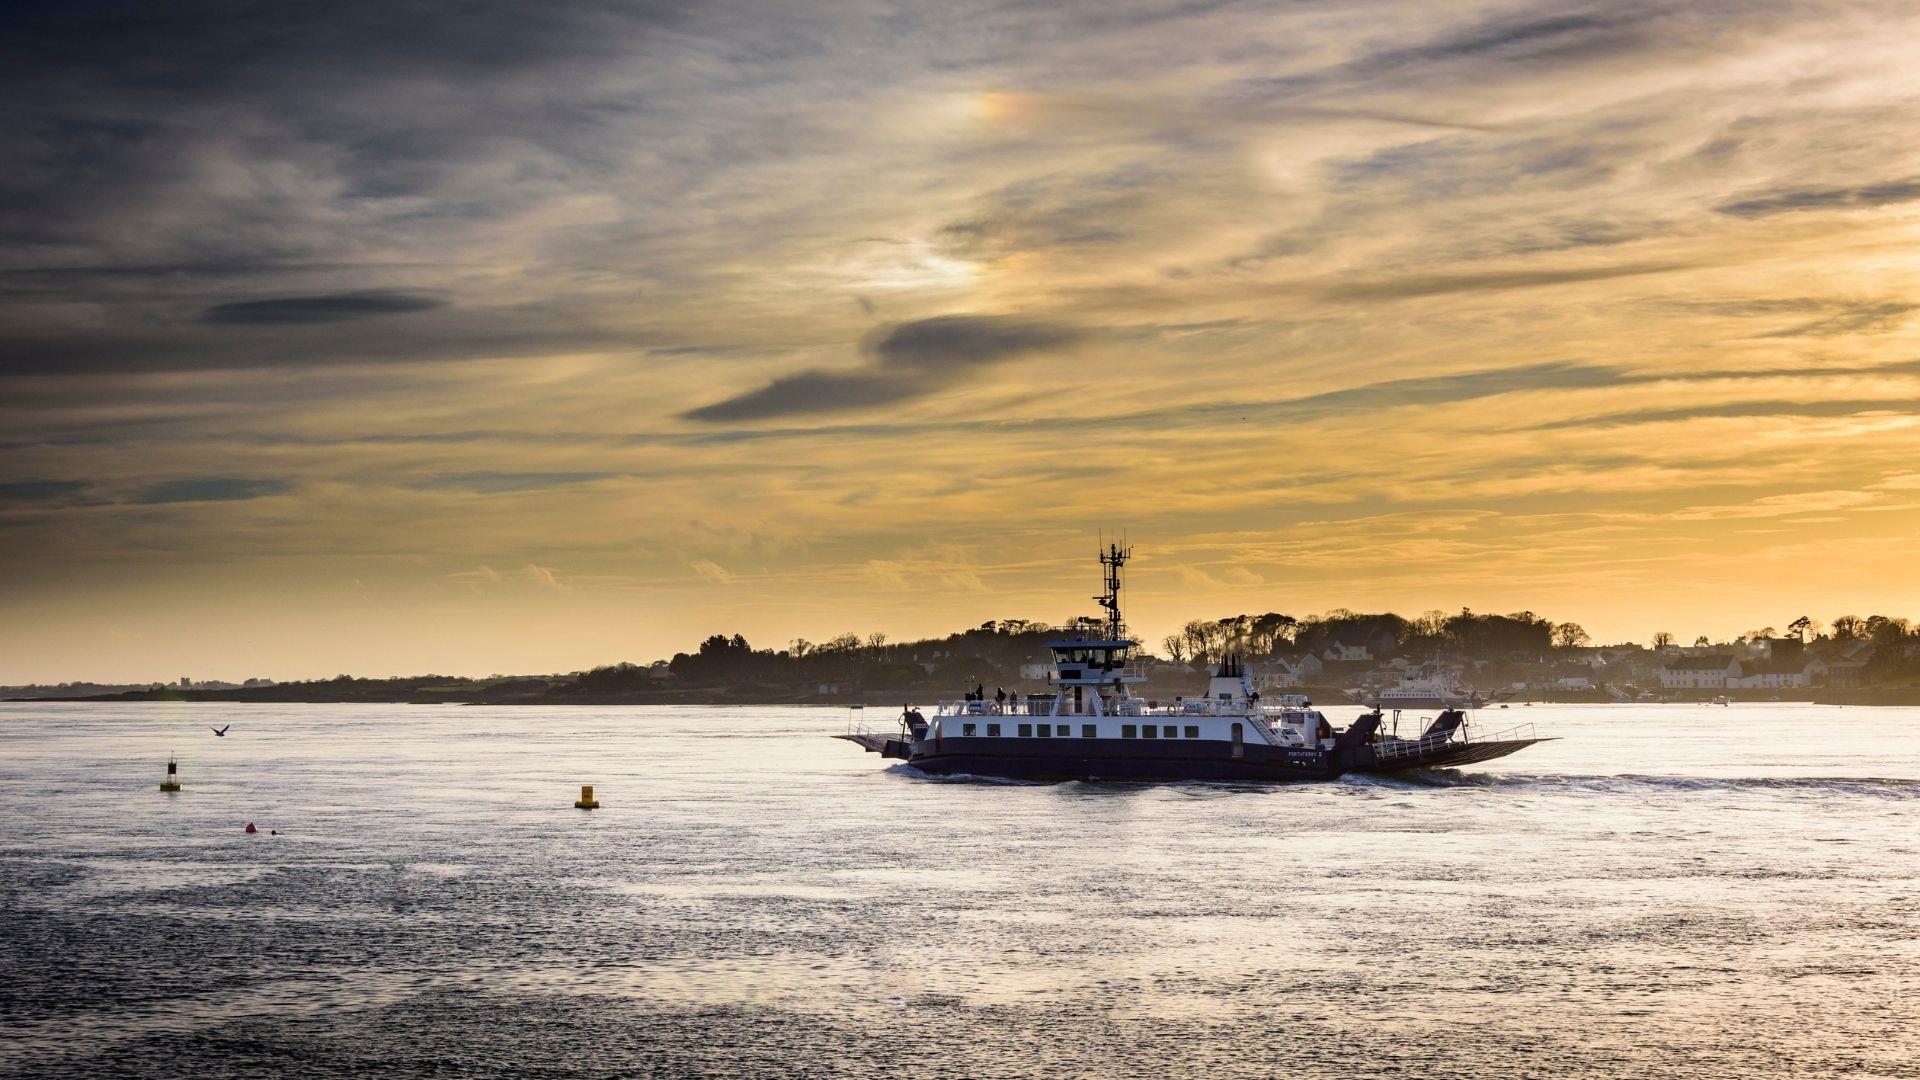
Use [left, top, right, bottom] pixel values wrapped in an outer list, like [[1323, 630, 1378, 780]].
[[934, 695, 1156, 719], [845, 715, 900, 740], [936, 697, 1062, 717], [1372, 720, 1536, 760]]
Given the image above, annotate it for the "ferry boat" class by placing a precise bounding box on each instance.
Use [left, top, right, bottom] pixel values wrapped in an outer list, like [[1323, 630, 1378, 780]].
[[1367, 673, 1476, 711], [836, 545, 1548, 782]]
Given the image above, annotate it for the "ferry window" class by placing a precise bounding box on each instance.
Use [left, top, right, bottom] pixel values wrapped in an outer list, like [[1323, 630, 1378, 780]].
[[1122, 724, 1137, 739], [986, 724, 1001, 737], [1037, 723, 1052, 737], [1184, 725, 1200, 739], [1018, 723, 1033, 737], [1142, 725, 1157, 739], [962, 723, 976, 737], [1081, 724, 1097, 738], [1164, 725, 1179, 738]]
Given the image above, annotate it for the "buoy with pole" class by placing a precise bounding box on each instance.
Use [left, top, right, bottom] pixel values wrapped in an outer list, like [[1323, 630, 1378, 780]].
[[574, 784, 600, 810], [159, 754, 182, 792]]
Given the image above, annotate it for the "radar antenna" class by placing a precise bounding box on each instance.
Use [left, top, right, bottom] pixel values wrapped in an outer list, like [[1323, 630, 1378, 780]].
[[1095, 541, 1132, 641]]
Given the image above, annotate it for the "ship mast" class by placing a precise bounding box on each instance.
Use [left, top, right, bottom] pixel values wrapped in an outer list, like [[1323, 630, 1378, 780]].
[[1095, 541, 1131, 641]]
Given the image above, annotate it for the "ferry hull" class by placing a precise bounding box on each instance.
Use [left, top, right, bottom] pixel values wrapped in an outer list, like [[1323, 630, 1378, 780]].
[[903, 737, 1339, 783]]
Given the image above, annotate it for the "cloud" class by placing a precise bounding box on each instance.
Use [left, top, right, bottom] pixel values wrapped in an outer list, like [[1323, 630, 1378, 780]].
[[443, 562, 571, 591], [128, 477, 291, 504], [1527, 399, 1920, 431], [1322, 262, 1691, 301], [680, 370, 921, 423], [202, 292, 445, 325], [682, 315, 1081, 422], [412, 471, 613, 493], [1716, 177, 1920, 217], [1755, 302, 1917, 339], [688, 559, 733, 584], [865, 315, 1080, 370], [1672, 490, 1879, 520], [0, 480, 89, 506], [1356, 11, 1645, 72]]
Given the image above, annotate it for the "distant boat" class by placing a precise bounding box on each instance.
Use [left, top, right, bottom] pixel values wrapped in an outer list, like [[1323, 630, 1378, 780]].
[[1365, 674, 1474, 711], [1711, 695, 1730, 706]]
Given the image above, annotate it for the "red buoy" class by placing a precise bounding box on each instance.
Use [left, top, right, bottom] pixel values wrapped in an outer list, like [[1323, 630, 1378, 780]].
[[244, 822, 257, 834]]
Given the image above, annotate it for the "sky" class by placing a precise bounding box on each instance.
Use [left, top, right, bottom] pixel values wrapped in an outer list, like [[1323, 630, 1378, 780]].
[[5, 0, 1920, 682]]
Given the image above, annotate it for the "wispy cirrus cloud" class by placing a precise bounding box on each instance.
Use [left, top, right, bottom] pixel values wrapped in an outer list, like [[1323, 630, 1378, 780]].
[[1717, 177, 1920, 218]]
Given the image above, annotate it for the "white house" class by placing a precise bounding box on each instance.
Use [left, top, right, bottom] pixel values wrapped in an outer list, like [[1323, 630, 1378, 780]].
[[1726, 660, 1821, 690], [1656, 655, 1742, 689]]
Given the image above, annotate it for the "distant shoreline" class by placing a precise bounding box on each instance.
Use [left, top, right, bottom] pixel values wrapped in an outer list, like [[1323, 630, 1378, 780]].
[[13, 686, 1920, 707]]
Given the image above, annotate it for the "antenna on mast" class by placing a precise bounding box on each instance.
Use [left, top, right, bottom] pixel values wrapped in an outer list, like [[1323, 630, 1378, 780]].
[[1096, 538, 1132, 641]]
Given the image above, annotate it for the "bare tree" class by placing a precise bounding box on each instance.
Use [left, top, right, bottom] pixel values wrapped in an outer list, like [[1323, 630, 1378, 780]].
[[1161, 634, 1188, 663], [1652, 631, 1675, 649], [1551, 622, 1590, 649]]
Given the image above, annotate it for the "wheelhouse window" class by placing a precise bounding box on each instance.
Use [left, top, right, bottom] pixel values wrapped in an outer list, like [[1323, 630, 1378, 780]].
[[986, 724, 1001, 737], [1018, 723, 1033, 737], [1081, 724, 1097, 738], [1184, 725, 1200, 739], [962, 723, 976, 736], [1121, 724, 1137, 739]]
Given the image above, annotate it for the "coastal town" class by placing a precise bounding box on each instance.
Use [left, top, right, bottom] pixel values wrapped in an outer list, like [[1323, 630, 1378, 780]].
[[15, 609, 1920, 707]]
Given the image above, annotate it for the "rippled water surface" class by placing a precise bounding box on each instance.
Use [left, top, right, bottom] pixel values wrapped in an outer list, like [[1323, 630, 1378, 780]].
[[2, 702, 1917, 1078]]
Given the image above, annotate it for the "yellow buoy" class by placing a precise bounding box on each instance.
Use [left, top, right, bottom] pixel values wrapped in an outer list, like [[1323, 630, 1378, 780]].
[[159, 754, 182, 792], [574, 784, 599, 810]]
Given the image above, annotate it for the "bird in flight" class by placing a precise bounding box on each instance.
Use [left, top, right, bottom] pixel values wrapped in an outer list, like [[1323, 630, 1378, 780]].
[[210, 725, 231, 737]]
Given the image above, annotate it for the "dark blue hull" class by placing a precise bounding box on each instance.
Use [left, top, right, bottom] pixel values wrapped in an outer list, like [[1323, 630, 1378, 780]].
[[906, 736, 1339, 783]]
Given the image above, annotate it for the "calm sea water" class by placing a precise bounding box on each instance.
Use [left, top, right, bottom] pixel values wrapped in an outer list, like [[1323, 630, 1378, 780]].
[[1, 702, 1916, 1078]]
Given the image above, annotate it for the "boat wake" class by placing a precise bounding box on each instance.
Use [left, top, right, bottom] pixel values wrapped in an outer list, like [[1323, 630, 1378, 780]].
[[1339, 771, 1920, 799], [883, 763, 1040, 785]]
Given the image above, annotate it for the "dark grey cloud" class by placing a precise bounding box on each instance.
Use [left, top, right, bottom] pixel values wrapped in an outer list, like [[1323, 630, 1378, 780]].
[[129, 478, 292, 504], [668, 356, 1920, 445], [1322, 261, 1691, 301], [1717, 177, 1920, 218], [677, 359, 1632, 440], [682, 315, 1082, 422], [681, 371, 921, 423], [0, 304, 631, 376], [1360, 12, 1642, 72], [1220, 4, 1667, 107], [0, 480, 89, 506], [202, 292, 446, 325], [864, 315, 1080, 370]]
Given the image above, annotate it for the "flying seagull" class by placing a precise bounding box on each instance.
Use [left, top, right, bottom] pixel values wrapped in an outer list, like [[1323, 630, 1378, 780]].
[[210, 725, 230, 737]]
